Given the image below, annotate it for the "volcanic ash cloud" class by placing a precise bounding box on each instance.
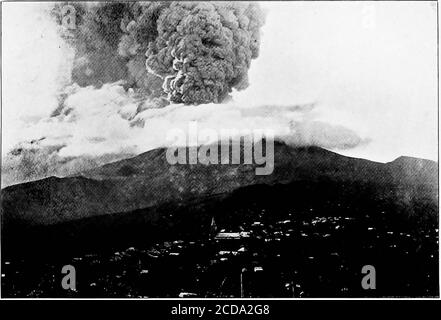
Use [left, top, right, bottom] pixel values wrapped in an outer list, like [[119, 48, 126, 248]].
[[2, 2, 369, 187], [53, 1, 265, 105]]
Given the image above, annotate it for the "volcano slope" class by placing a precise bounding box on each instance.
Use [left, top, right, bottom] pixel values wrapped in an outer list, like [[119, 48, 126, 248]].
[[1, 140, 437, 253]]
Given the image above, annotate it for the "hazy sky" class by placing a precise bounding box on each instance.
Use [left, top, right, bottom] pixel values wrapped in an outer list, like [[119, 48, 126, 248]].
[[2, 1, 438, 164], [235, 1, 438, 162]]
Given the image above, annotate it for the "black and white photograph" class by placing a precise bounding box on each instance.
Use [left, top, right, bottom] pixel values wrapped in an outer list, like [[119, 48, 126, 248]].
[[0, 0, 439, 301]]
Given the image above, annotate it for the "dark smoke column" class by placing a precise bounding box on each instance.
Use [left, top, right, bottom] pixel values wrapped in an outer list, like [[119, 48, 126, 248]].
[[143, 2, 265, 105], [54, 2, 265, 106]]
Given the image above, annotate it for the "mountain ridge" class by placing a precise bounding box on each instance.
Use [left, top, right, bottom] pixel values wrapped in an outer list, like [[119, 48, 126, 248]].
[[1, 140, 437, 227]]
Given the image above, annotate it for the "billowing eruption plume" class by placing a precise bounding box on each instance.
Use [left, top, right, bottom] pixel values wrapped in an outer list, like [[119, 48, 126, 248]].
[[52, 1, 265, 105], [2, 2, 368, 188]]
